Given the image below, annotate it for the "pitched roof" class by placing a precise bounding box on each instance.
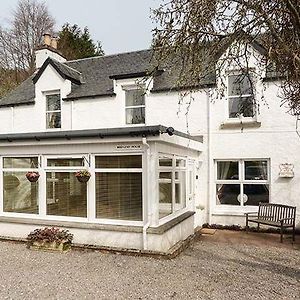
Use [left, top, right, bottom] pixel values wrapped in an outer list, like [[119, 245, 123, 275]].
[[0, 43, 277, 107], [33, 57, 82, 84]]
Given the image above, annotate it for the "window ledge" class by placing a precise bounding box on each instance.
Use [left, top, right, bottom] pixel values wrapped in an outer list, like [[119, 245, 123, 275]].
[[220, 119, 261, 130]]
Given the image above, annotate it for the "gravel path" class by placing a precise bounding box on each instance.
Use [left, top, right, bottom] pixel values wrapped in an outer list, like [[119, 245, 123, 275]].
[[0, 237, 299, 300]]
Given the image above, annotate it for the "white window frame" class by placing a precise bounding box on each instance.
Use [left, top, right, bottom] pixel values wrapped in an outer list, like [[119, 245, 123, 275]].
[[123, 86, 146, 126], [158, 154, 188, 224], [227, 72, 255, 120], [214, 159, 270, 213], [0, 155, 41, 218], [94, 153, 143, 226], [43, 155, 89, 222], [45, 91, 62, 130]]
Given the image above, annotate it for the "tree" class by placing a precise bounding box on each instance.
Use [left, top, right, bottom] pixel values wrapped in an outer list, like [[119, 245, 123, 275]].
[[58, 23, 104, 60], [0, 0, 55, 97], [152, 0, 300, 115], [0, 0, 55, 75]]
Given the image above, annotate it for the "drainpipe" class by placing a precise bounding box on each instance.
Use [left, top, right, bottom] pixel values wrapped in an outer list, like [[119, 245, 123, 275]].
[[142, 137, 150, 250], [206, 90, 212, 225]]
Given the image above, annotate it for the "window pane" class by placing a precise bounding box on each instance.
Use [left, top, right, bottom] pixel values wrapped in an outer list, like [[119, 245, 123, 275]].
[[3, 157, 38, 169], [159, 172, 172, 179], [228, 74, 252, 96], [159, 158, 172, 167], [46, 172, 87, 217], [47, 158, 83, 167], [176, 159, 186, 167], [229, 96, 254, 118], [216, 184, 240, 205], [46, 112, 61, 128], [243, 184, 269, 206], [175, 171, 186, 209], [245, 161, 268, 180], [126, 107, 145, 124], [95, 155, 142, 169], [46, 94, 61, 111], [96, 172, 142, 221], [159, 182, 172, 218], [3, 172, 38, 214], [217, 161, 239, 180], [125, 89, 145, 106]]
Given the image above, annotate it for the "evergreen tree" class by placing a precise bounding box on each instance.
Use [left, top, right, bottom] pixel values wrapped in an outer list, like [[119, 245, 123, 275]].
[[58, 23, 104, 60]]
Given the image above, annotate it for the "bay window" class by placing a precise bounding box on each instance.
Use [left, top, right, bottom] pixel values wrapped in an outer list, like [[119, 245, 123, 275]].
[[3, 157, 39, 214], [216, 160, 269, 206], [228, 73, 254, 118]]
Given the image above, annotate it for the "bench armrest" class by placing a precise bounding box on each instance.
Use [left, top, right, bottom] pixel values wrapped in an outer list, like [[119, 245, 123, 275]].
[[244, 212, 258, 217]]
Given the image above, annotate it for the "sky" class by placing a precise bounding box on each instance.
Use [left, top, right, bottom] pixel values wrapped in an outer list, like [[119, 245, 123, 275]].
[[0, 0, 163, 55]]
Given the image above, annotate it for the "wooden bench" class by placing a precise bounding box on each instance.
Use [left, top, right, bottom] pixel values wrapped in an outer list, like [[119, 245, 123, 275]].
[[245, 203, 296, 242]]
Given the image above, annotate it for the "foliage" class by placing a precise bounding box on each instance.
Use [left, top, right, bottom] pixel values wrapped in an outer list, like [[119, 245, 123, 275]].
[[58, 23, 104, 60], [25, 171, 40, 182], [75, 170, 91, 178], [152, 0, 300, 115], [27, 227, 73, 244]]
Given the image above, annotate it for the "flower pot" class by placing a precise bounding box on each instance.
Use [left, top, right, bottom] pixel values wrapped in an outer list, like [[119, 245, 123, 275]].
[[76, 175, 90, 183]]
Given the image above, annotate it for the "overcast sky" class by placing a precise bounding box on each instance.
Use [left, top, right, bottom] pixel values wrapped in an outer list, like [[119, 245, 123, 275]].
[[0, 0, 162, 55]]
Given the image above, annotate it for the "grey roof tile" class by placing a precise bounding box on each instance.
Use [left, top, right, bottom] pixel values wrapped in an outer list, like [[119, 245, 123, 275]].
[[0, 75, 35, 107]]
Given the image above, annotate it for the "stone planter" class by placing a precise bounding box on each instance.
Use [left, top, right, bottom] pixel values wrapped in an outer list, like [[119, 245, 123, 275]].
[[29, 240, 71, 253]]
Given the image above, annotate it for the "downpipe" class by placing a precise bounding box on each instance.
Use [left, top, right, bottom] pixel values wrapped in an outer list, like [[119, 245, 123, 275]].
[[142, 137, 151, 250]]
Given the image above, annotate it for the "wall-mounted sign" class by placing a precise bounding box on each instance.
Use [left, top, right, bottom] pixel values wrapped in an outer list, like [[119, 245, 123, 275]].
[[115, 144, 142, 150], [279, 163, 294, 178]]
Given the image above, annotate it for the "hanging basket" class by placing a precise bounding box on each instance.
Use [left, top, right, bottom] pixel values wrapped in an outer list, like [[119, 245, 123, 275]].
[[75, 170, 91, 183], [26, 171, 40, 183]]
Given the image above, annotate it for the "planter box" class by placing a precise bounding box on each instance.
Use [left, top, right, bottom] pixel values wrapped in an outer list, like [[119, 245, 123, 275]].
[[29, 240, 71, 253]]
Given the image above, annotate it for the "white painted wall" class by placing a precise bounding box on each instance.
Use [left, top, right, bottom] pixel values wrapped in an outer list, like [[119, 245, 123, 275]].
[[0, 45, 299, 229], [35, 48, 66, 69]]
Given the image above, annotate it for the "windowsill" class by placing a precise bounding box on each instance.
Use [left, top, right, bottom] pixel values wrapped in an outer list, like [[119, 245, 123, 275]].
[[220, 118, 261, 129]]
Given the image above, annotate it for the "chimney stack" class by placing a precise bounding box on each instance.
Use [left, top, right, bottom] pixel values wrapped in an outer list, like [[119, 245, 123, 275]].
[[35, 33, 65, 69]]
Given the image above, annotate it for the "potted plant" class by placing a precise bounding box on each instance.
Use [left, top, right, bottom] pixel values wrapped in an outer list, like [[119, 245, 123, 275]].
[[26, 171, 40, 182], [75, 170, 91, 183], [27, 227, 73, 252]]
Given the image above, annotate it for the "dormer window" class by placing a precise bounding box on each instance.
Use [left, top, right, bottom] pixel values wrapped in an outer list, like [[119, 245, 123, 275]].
[[125, 89, 145, 124], [46, 93, 61, 129], [228, 73, 254, 118]]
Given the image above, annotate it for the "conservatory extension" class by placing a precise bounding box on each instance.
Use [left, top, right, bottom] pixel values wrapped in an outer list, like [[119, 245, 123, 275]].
[[0, 126, 202, 253]]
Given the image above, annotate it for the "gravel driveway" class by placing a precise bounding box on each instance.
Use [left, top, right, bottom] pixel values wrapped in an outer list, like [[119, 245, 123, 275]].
[[0, 233, 299, 300]]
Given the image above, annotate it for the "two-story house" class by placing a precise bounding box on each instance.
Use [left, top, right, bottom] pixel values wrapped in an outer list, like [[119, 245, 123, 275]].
[[0, 34, 298, 253]]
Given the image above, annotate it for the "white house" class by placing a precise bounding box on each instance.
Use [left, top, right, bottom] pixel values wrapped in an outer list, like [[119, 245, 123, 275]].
[[0, 35, 298, 253]]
